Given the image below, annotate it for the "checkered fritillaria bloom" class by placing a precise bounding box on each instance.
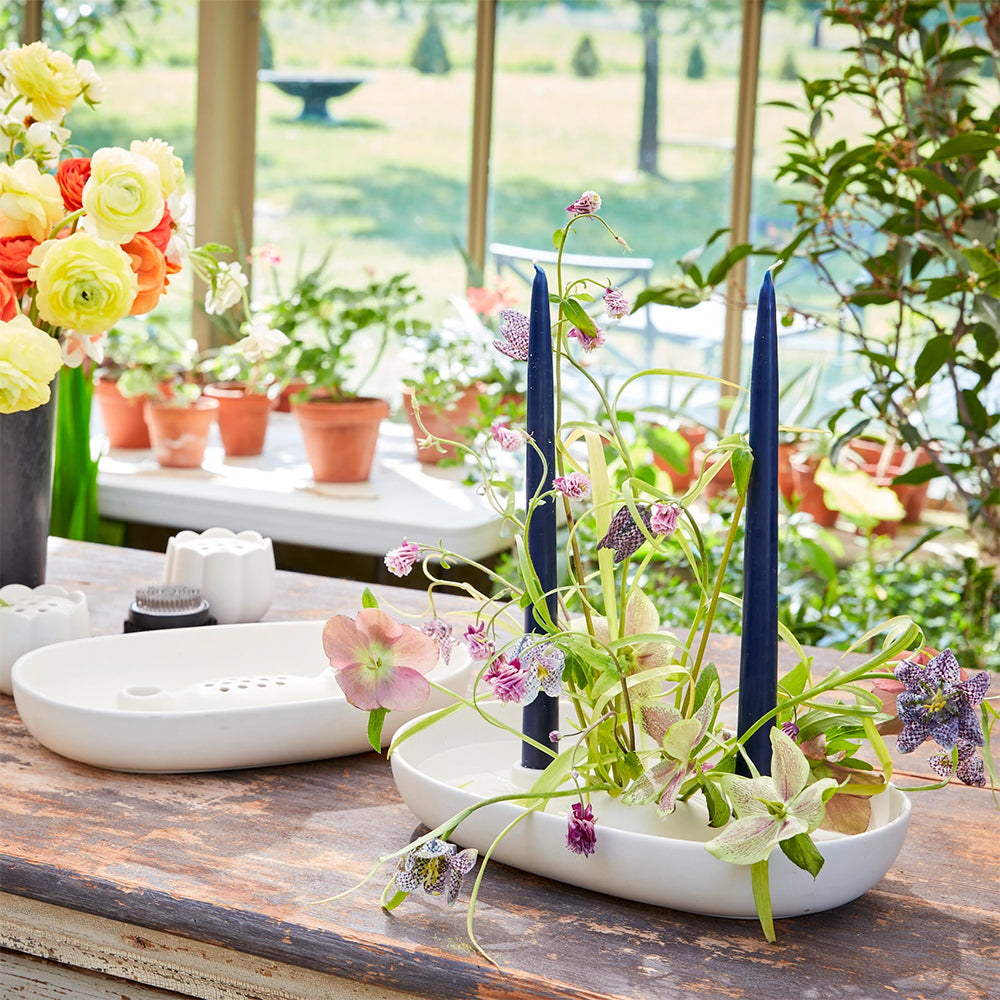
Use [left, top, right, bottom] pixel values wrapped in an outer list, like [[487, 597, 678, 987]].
[[490, 418, 523, 452], [508, 634, 566, 705], [393, 838, 478, 905], [603, 286, 630, 319], [928, 738, 987, 788], [566, 802, 597, 857], [649, 502, 679, 536], [420, 617, 455, 665], [894, 648, 989, 753], [492, 307, 530, 361], [464, 621, 495, 661], [568, 325, 606, 352], [566, 190, 602, 216], [597, 503, 653, 562], [384, 538, 420, 577], [553, 471, 592, 500], [482, 653, 526, 704]]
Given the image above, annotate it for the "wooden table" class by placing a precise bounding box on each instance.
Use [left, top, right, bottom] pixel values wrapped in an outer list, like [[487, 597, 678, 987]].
[[2, 540, 997, 1000]]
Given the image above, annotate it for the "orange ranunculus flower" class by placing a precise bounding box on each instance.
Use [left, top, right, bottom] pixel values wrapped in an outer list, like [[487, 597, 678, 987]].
[[56, 156, 91, 212], [0, 272, 18, 321], [139, 205, 172, 255], [123, 233, 167, 315], [0, 235, 38, 297]]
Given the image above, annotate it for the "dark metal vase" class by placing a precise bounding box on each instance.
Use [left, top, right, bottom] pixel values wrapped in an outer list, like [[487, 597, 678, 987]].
[[0, 386, 57, 588]]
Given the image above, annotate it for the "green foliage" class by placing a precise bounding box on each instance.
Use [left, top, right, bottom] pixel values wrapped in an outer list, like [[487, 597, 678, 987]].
[[685, 41, 706, 80], [570, 34, 600, 78], [410, 8, 450, 76], [100, 318, 198, 403]]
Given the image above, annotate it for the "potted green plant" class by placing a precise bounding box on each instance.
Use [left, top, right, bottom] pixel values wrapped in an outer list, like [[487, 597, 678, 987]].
[[264, 261, 428, 482], [400, 294, 523, 464]]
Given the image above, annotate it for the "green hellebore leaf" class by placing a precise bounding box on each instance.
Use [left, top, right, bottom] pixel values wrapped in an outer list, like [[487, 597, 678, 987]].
[[731, 446, 753, 497], [367, 707, 389, 753], [778, 832, 825, 879]]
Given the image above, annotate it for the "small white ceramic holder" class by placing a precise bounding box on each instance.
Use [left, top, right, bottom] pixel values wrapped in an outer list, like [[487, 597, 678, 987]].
[[164, 528, 275, 625], [0, 584, 90, 696]]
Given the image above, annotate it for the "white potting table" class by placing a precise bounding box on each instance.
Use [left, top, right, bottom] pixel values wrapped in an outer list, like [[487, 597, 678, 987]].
[[92, 412, 511, 566]]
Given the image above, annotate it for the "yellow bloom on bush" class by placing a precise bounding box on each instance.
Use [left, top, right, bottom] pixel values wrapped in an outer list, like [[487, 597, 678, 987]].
[[0, 158, 65, 242], [130, 138, 186, 201], [0, 314, 63, 413], [28, 232, 138, 337], [1, 42, 81, 123], [81, 147, 165, 243]]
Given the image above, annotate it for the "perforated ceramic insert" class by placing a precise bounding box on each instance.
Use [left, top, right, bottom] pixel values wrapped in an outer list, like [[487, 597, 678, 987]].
[[203, 675, 290, 693], [9, 594, 78, 615]]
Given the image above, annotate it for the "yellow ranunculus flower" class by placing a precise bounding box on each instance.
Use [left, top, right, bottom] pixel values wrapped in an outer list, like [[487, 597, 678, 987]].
[[2, 42, 81, 123], [130, 138, 186, 201], [0, 314, 63, 413], [28, 232, 138, 337], [81, 147, 165, 243], [0, 158, 65, 242]]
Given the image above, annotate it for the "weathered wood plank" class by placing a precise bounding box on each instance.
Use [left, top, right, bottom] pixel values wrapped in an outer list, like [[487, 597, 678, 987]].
[[1, 541, 997, 1000]]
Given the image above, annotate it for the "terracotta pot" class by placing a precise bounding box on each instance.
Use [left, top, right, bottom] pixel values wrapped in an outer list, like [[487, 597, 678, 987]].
[[275, 378, 310, 413], [652, 425, 706, 492], [791, 454, 839, 527], [143, 397, 219, 469], [292, 396, 389, 483], [202, 382, 275, 458], [403, 384, 483, 464], [778, 442, 799, 504], [848, 440, 931, 524], [93, 377, 150, 449]]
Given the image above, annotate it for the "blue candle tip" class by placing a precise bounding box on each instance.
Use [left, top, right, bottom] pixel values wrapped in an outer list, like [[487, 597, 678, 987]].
[[534, 263, 545, 278]]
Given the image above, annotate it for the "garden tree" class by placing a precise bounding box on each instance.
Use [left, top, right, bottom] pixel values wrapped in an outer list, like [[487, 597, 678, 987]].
[[638, 0, 1000, 558]]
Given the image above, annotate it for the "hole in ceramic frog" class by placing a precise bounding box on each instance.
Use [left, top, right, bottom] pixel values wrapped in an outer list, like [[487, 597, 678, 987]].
[[122, 686, 164, 699]]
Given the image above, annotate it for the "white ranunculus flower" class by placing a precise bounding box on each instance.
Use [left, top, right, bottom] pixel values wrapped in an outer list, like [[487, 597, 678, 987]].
[[24, 121, 62, 170], [75, 59, 104, 102]]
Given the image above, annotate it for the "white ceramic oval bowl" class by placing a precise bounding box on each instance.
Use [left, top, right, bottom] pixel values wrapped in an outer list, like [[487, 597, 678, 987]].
[[12, 620, 470, 773], [390, 701, 911, 920]]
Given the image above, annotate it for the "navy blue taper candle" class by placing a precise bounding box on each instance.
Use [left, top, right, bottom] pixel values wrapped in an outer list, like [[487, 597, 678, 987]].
[[521, 264, 559, 769], [736, 269, 780, 776]]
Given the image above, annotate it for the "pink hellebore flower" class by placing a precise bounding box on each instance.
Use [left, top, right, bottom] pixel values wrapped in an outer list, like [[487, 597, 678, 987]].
[[568, 325, 605, 352], [603, 286, 630, 319], [553, 471, 592, 500], [566, 190, 602, 216], [650, 503, 679, 536], [384, 538, 420, 577], [492, 308, 530, 361], [322, 608, 440, 711], [491, 419, 523, 452]]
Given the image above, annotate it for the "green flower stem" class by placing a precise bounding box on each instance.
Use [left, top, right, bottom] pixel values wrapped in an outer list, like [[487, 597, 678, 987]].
[[750, 859, 776, 943], [617, 558, 637, 750], [47, 208, 84, 240], [688, 491, 746, 712]]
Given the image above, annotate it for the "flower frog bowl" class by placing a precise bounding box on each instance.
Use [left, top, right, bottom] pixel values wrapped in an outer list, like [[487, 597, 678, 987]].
[[319, 194, 995, 947], [390, 700, 912, 919], [10, 620, 471, 772], [0, 584, 90, 696], [164, 527, 276, 624]]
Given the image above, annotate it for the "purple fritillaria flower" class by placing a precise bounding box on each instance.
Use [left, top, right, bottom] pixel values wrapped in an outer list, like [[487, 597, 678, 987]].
[[384, 539, 420, 577], [492, 308, 530, 361], [649, 502, 679, 536], [483, 654, 526, 704], [603, 286, 630, 319], [420, 617, 455, 665], [566, 802, 597, 857], [509, 634, 566, 704], [781, 720, 800, 740], [464, 621, 495, 661], [928, 738, 987, 788], [597, 504, 653, 562], [394, 838, 478, 905], [894, 648, 989, 753], [490, 419, 523, 452], [566, 190, 602, 216], [568, 325, 606, 352], [553, 471, 592, 500]]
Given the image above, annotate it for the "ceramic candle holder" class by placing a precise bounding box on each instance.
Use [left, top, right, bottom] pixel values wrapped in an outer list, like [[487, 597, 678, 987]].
[[116, 670, 339, 712], [163, 528, 275, 625], [0, 584, 90, 696]]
